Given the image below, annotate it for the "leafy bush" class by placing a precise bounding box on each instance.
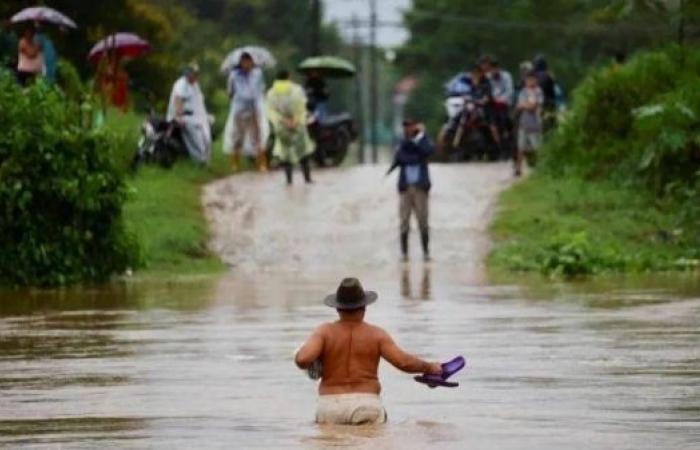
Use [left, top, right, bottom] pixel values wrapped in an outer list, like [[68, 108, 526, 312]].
[[0, 74, 139, 286], [56, 59, 85, 103], [536, 232, 625, 277], [541, 46, 700, 183]]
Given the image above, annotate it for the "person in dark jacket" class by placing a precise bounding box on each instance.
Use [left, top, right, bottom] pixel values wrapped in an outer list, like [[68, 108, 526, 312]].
[[387, 119, 435, 261], [533, 55, 557, 131]]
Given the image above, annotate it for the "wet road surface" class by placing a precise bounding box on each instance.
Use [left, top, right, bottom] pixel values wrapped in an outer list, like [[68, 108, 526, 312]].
[[1, 164, 699, 449]]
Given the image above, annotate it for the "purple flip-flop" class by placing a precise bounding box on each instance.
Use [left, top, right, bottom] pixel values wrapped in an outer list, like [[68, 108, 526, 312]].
[[414, 356, 466, 389]]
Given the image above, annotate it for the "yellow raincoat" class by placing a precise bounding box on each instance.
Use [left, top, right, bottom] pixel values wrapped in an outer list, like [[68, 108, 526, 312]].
[[266, 80, 314, 164]]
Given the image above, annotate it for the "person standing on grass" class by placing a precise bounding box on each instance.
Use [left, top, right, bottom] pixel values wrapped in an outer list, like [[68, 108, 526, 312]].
[[387, 119, 435, 262], [266, 70, 314, 185], [16, 25, 42, 86], [295, 277, 442, 425], [166, 62, 212, 165], [226, 52, 267, 173], [514, 71, 544, 177]]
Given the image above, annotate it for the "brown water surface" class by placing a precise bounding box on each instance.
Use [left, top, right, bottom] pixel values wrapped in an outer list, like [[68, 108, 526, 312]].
[[2, 164, 700, 449], [2, 270, 699, 449]]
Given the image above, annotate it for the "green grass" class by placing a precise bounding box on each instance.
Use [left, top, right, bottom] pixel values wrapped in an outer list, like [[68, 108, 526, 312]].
[[488, 173, 698, 277], [104, 109, 231, 277]]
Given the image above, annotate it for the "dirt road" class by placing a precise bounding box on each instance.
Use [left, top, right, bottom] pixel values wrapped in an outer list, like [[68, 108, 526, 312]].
[[203, 163, 513, 274]]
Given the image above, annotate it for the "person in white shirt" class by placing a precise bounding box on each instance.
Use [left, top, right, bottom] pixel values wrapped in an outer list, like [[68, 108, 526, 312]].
[[166, 63, 212, 165]]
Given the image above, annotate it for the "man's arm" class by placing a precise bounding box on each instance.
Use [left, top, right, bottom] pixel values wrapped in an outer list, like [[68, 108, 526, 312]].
[[379, 330, 441, 375], [295, 326, 325, 369], [416, 131, 435, 159]]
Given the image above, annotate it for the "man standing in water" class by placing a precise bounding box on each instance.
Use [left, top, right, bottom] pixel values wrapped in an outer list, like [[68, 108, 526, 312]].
[[295, 278, 442, 425], [388, 119, 435, 261]]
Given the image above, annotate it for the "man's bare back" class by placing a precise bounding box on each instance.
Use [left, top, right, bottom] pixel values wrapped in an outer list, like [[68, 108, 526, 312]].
[[295, 309, 441, 395]]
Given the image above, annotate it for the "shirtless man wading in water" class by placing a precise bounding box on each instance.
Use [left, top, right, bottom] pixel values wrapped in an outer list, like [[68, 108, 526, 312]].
[[295, 278, 443, 425]]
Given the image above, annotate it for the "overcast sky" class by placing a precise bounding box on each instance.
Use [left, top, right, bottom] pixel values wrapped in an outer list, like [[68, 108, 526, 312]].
[[324, 0, 411, 47]]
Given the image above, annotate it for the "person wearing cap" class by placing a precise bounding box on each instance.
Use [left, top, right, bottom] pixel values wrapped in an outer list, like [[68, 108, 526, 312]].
[[166, 62, 212, 164], [295, 278, 442, 425], [387, 119, 435, 261]]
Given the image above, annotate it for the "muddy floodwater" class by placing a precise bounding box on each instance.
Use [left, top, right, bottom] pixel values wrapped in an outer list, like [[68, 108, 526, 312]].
[[2, 165, 700, 449]]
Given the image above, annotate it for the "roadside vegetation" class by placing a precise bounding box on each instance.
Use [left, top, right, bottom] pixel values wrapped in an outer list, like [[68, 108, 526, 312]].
[[490, 46, 700, 277], [0, 76, 138, 286], [107, 111, 235, 278]]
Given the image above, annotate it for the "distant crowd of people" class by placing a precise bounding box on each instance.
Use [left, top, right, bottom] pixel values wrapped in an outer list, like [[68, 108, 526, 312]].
[[167, 53, 321, 185], [444, 54, 563, 176]]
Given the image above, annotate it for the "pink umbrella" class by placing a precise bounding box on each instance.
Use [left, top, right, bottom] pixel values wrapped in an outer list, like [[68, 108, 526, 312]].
[[11, 7, 77, 28], [88, 33, 151, 64]]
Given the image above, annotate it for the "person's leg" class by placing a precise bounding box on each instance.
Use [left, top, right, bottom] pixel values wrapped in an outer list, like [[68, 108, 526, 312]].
[[415, 189, 430, 260], [251, 113, 267, 172], [300, 157, 312, 184], [515, 129, 526, 177], [283, 163, 293, 185], [231, 112, 245, 172], [399, 190, 412, 260], [526, 132, 542, 167]]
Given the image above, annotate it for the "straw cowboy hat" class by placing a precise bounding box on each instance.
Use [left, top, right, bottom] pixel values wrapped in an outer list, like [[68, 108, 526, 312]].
[[324, 278, 378, 310]]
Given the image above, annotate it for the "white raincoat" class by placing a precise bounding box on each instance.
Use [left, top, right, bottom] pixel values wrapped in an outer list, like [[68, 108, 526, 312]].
[[167, 76, 212, 164]]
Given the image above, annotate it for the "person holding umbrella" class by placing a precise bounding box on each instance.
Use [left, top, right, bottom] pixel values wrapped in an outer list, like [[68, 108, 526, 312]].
[[10, 6, 76, 86], [227, 52, 267, 172], [16, 24, 42, 86], [89, 33, 151, 112], [266, 69, 314, 185]]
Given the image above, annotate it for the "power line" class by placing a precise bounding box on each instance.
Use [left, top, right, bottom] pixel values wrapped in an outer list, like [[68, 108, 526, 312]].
[[335, 10, 679, 34]]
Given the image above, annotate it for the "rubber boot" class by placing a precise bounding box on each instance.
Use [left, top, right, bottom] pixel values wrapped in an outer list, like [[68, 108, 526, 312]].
[[301, 158, 313, 184], [421, 231, 430, 261], [257, 152, 268, 173], [230, 152, 241, 172], [401, 232, 409, 261], [284, 163, 293, 185]]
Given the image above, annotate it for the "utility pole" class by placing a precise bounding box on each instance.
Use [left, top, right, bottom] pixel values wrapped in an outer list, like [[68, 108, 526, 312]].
[[310, 0, 321, 56], [369, 0, 379, 163], [352, 14, 366, 164], [678, 0, 687, 67]]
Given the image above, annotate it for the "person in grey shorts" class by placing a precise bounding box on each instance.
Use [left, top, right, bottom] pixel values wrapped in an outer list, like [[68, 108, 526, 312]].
[[387, 119, 435, 261], [515, 71, 544, 176]]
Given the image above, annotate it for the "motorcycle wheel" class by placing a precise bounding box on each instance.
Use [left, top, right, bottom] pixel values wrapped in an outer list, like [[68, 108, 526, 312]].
[[329, 127, 350, 167]]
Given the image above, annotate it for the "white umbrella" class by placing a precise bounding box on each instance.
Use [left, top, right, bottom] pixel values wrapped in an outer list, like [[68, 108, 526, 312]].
[[221, 46, 276, 74], [11, 7, 77, 29]]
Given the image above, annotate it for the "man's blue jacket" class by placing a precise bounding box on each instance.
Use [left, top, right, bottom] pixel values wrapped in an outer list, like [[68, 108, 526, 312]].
[[387, 133, 435, 192]]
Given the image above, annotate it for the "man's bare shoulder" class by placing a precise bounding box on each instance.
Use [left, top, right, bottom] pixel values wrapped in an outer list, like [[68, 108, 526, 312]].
[[362, 322, 390, 339], [314, 322, 335, 334]]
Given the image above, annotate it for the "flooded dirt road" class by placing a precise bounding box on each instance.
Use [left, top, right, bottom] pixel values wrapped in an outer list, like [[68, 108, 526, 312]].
[[204, 164, 512, 276], [2, 164, 700, 449]]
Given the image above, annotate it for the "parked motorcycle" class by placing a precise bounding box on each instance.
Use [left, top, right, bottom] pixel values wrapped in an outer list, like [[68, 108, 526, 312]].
[[438, 95, 498, 162], [308, 112, 357, 167], [131, 114, 187, 171]]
